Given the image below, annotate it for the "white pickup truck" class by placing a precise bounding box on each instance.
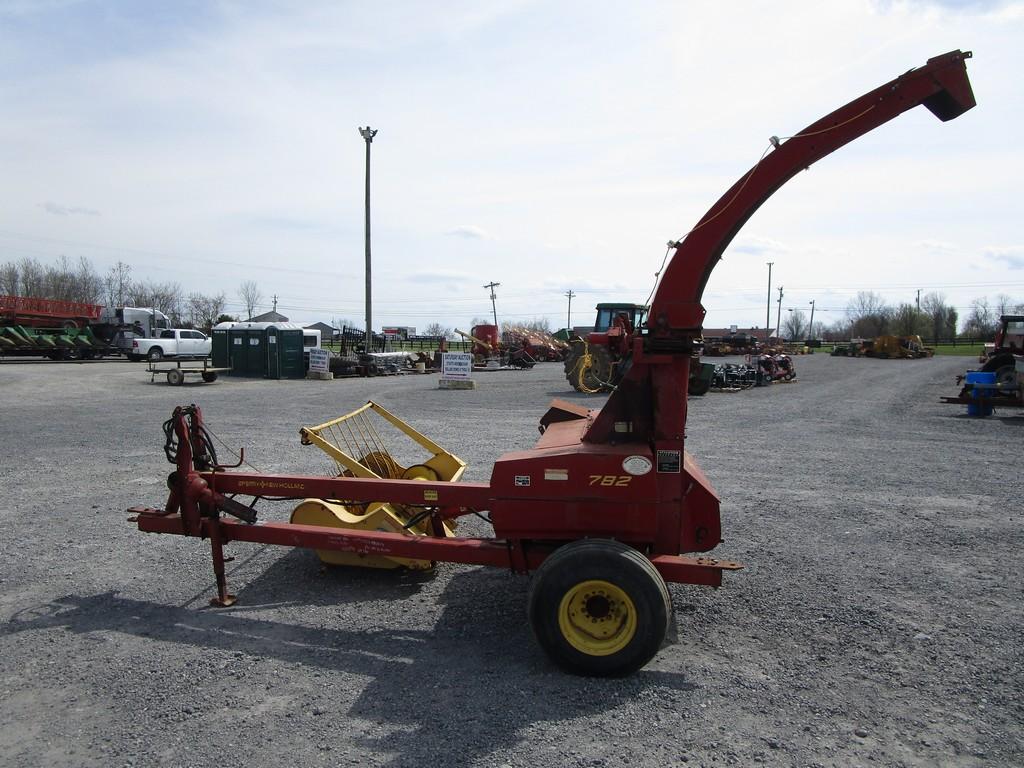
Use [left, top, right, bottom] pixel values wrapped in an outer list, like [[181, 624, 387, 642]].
[[128, 329, 212, 362]]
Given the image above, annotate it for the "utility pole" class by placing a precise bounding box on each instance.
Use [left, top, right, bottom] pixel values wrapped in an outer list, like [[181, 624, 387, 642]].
[[484, 282, 500, 327], [272, 294, 278, 313], [808, 299, 816, 340], [916, 289, 921, 312], [359, 125, 378, 351], [564, 289, 575, 331], [775, 285, 784, 342], [765, 262, 774, 343]]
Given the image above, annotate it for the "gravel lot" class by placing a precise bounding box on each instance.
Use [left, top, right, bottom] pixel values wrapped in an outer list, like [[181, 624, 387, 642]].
[[1, 354, 1020, 768]]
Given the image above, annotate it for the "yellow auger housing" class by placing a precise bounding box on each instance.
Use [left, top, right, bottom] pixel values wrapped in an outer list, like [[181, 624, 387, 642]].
[[292, 401, 466, 569]]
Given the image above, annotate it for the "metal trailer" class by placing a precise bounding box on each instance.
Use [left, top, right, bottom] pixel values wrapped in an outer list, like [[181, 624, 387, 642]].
[[148, 359, 231, 386], [941, 359, 1024, 412], [131, 51, 975, 676], [0, 296, 118, 359]]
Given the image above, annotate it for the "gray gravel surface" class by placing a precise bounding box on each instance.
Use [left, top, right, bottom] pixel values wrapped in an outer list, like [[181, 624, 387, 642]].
[[0, 355, 1021, 768]]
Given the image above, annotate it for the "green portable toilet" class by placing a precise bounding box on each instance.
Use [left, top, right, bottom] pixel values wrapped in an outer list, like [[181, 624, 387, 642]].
[[265, 323, 308, 379], [229, 327, 248, 374], [212, 321, 314, 379], [211, 324, 231, 368], [211, 321, 254, 375], [246, 328, 265, 375], [266, 325, 280, 378], [220, 322, 254, 376]]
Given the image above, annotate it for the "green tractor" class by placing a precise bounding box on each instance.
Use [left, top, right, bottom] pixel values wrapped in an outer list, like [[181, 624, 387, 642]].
[[563, 302, 713, 395]]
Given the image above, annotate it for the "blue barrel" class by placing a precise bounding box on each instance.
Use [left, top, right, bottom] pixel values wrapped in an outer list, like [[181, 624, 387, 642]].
[[965, 371, 996, 417]]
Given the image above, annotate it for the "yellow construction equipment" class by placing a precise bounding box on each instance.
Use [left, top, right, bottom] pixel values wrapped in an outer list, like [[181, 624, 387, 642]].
[[868, 335, 935, 359], [292, 401, 466, 569]]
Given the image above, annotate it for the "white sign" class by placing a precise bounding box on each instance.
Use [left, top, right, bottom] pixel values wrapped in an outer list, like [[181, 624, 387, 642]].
[[308, 348, 329, 373], [441, 352, 473, 380]]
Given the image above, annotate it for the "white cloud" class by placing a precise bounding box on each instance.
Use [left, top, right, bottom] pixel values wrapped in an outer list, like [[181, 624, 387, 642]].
[[916, 239, 959, 254], [39, 201, 100, 217], [984, 246, 1024, 269], [731, 236, 790, 256], [0, 2, 1020, 329], [445, 225, 490, 240]]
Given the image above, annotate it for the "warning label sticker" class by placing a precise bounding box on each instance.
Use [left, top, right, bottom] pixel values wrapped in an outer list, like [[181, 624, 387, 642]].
[[514, 475, 531, 487], [656, 450, 681, 473]]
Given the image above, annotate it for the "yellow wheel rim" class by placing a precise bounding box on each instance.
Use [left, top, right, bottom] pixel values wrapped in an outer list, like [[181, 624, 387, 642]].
[[557, 579, 637, 656]]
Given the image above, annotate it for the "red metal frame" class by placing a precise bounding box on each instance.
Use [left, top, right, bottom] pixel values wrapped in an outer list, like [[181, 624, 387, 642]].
[[132, 51, 974, 604], [0, 294, 103, 325]]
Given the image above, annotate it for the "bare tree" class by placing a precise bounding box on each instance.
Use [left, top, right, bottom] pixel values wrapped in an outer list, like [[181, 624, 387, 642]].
[[105, 261, 132, 308], [0, 261, 18, 295], [962, 298, 997, 338], [238, 280, 263, 320], [782, 309, 807, 340], [3, 256, 100, 303], [128, 280, 184, 323], [72, 256, 104, 303], [423, 322, 451, 338], [847, 291, 891, 337], [187, 292, 227, 332], [821, 319, 851, 341], [525, 317, 552, 333], [18, 258, 46, 297], [891, 303, 926, 336], [920, 292, 957, 343], [43, 255, 75, 300], [994, 294, 1018, 318]]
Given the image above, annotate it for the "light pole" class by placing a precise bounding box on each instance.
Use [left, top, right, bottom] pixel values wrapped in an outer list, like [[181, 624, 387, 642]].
[[808, 299, 816, 340], [484, 281, 500, 327], [775, 285, 784, 342], [565, 289, 575, 331], [359, 125, 377, 351], [765, 262, 774, 343]]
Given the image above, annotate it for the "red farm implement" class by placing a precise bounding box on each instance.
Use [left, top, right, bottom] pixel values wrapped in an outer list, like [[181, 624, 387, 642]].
[[131, 51, 975, 675], [0, 295, 103, 327]]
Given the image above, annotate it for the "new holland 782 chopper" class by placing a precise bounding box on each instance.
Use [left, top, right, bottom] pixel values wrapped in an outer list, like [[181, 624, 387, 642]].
[[131, 51, 975, 676]]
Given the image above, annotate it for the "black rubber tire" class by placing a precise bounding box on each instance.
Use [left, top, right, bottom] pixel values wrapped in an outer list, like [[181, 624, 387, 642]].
[[563, 342, 588, 391], [167, 369, 185, 386], [201, 372, 218, 383], [982, 357, 1016, 396], [148, 347, 164, 361], [563, 342, 613, 392], [688, 369, 710, 396], [527, 539, 671, 677]]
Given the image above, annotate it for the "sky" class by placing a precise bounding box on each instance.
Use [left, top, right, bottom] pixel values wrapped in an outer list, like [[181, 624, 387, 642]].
[[0, 0, 1021, 333]]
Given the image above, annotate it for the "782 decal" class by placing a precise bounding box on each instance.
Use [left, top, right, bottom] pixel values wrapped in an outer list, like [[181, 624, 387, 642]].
[[588, 475, 632, 487]]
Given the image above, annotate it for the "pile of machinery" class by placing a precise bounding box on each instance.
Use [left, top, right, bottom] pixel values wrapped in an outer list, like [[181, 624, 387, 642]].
[[830, 334, 934, 358], [0, 296, 170, 359], [129, 51, 975, 675], [563, 302, 716, 395], [977, 314, 1023, 384], [703, 334, 761, 357], [942, 315, 1024, 414], [562, 303, 798, 396], [502, 324, 568, 362], [455, 325, 536, 368], [709, 353, 797, 391]]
